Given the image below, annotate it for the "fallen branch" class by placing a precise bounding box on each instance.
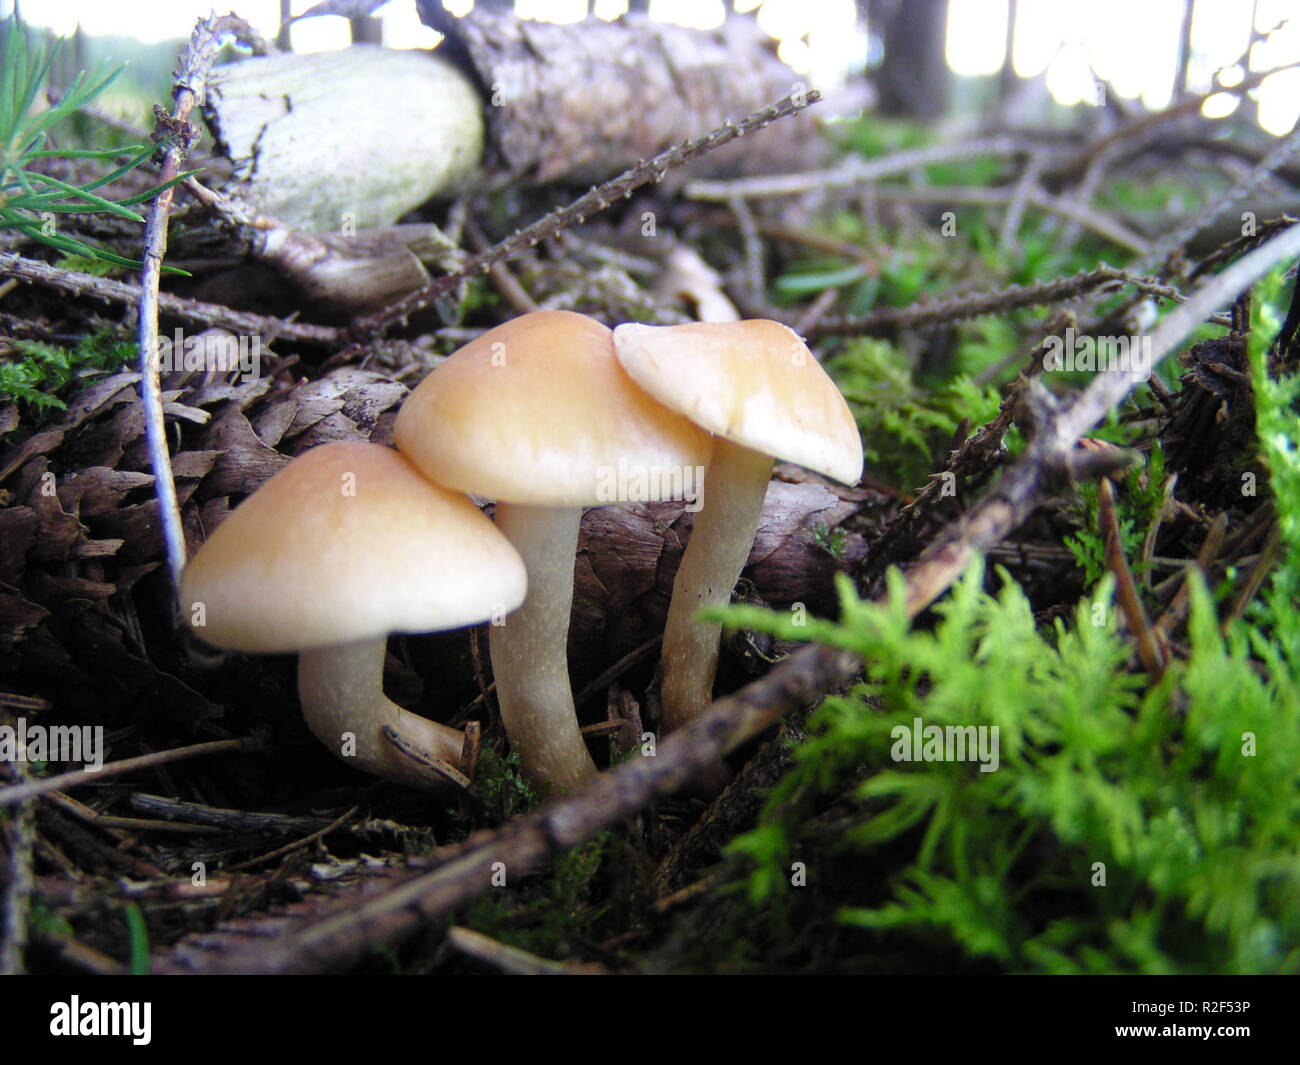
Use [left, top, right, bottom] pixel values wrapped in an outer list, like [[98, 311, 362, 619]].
[[684, 134, 1039, 201], [807, 265, 1180, 339], [0, 252, 344, 344], [350, 88, 822, 338], [0, 739, 246, 808], [139, 14, 258, 601]]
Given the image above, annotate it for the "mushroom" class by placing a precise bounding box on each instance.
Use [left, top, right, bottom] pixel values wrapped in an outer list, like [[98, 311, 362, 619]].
[[612, 319, 863, 739], [180, 441, 526, 791], [395, 310, 712, 795]]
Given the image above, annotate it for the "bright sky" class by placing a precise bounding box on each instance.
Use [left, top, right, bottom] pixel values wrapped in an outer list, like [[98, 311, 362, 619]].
[[945, 0, 1300, 134], [7, 0, 1299, 134]]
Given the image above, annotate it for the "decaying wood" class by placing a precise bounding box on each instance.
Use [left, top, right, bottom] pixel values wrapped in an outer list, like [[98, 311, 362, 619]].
[[351, 88, 821, 337], [200, 12, 820, 233], [419, 4, 824, 186], [204, 45, 486, 232]]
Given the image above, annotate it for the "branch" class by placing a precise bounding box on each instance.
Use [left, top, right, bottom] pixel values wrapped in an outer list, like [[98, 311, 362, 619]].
[[683, 134, 1040, 201], [0, 740, 247, 808], [0, 252, 343, 344], [807, 265, 1182, 338], [350, 88, 822, 338], [138, 14, 259, 601], [162, 643, 858, 973], [897, 220, 1300, 618]]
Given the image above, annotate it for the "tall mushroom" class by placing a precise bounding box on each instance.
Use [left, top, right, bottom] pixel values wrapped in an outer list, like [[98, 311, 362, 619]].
[[395, 310, 712, 795], [181, 441, 526, 791], [612, 319, 863, 738]]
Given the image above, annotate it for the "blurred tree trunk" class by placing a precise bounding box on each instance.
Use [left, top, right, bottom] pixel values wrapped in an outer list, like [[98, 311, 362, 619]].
[[277, 0, 292, 51], [1174, 0, 1195, 97], [999, 0, 1019, 104], [873, 0, 950, 120], [348, 16, 383, 44]]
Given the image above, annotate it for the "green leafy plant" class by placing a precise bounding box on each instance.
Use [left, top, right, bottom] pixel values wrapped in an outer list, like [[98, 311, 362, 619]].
[[0, 333, 136, 415], [123, 902, 151, 974], [459, 832, 616, 961], [706, 563, 1300, 973], [0, 13, 190, 269], [1245, 265, 1300, 671], [825, 337, 1001, 490], [1063, 447, 1164, 586]]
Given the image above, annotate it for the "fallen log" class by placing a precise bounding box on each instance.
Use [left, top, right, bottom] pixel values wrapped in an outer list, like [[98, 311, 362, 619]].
[[201, 11, 822, 233]]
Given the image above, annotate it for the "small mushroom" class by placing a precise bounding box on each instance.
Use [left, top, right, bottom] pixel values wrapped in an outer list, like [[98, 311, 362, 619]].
[[612, 319, 863, 738], [395, 310, 712, 795], [181, 441, 526, 791]]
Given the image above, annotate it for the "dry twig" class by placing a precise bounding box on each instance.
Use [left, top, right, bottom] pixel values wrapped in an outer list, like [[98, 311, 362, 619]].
[[808, 265, 1181, 338], [351, 88, 823, 338], [138, 14, 258, 600]]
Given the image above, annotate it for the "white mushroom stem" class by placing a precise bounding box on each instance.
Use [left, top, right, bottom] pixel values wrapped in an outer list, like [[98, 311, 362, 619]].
[[297, 638, 466, 791], [660, 438, 774, 734], [489, 503, 598, 795]]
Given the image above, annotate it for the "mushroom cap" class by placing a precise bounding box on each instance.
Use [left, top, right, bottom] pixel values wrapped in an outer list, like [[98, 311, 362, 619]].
[[612, 320, 864, 486], [181, 441, 526, 654], [394, 310, 712, 506]]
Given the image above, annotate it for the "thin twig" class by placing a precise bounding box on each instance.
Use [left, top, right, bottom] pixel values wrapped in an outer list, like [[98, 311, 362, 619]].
[[1099, 477, 1166, 676], [1153, 511, 1228, 637], [685, 134, 1038, 201], [1223, 523, 1283, 631], [998, 152, 1049, 253], [138, 14, 257, 601], [464, 215, 539, 315], [808, 265, 1181, 338], [0, 763, 36, 974], [1137, 123, 1300, 273], [728, 195, 765, 305], [226, 806, 359, 872], [129, 793, 330, 832], [445, 926, 607, 974], [0, 253, 343, 343], [864, 184, 1149, 253], [351, 89, 823, 338], [574, 635, 662, 708], [0, 739, 246, 808], [1047, 63, 1299, 187]]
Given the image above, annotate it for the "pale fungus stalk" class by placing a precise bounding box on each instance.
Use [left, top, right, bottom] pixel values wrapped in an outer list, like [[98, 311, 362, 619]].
[[395, 311, 711, 795], [613, 320, 864, 756], [487, 504, 594, 795], [297, 639, 468, 790], [182, 442, 526, 793], [658, 439, 774, 734]]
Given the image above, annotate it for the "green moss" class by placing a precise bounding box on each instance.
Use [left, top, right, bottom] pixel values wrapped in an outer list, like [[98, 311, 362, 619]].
[[0, 331, 136, 419], [703, 560, 1300, 973], [825, 337, 1001, 490]]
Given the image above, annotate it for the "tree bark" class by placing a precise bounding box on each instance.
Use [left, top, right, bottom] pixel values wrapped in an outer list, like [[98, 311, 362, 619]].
[[201, 13, 823, 231], [874, 0, 951, 120]]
